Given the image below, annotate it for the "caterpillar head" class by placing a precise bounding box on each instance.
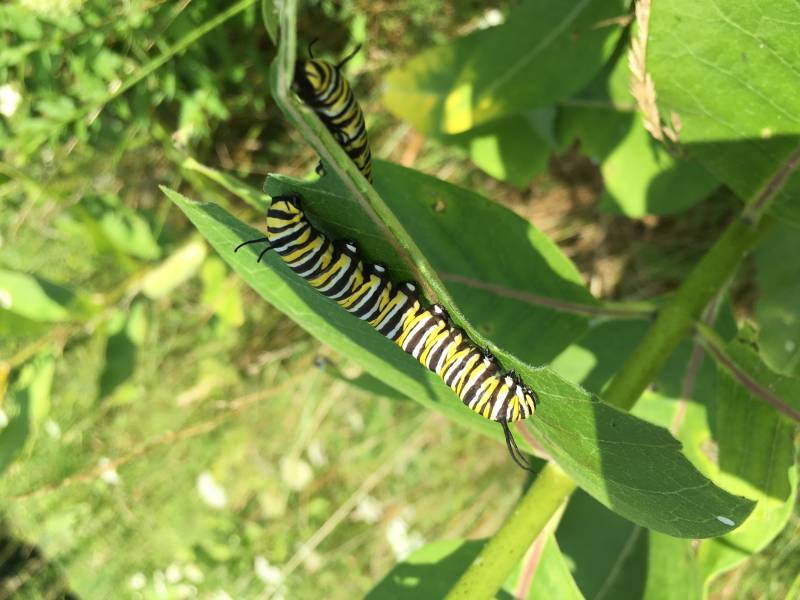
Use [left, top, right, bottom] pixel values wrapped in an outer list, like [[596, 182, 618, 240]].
[[293, 59, 327, 103], [269, 193, 303, 215]]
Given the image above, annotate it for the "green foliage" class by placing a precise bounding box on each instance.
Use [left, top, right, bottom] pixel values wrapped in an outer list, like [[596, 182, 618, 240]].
[[1, 0, 798, 598], [647, 0, 800, 222]]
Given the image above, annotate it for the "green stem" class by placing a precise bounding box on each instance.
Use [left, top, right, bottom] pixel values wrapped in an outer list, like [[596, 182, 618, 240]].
[[603, 215, 771, 410], [603, 142, 800, 411], [444, 463, 576, 600]]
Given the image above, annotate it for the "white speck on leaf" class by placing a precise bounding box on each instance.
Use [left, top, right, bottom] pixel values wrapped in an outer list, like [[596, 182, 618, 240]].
[[716, 515, 735, 526], [0, 409, 8, 429]]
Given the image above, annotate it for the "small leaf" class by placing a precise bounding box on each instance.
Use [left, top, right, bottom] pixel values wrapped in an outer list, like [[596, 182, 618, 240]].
[[98, 302, 148, 400], [261, 0, 279, 44], [140, 239, 207, 299], [0, 269, 95, 327], [0, 350, 55, 474]]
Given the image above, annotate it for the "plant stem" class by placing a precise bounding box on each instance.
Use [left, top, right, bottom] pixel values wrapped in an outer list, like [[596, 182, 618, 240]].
[[603, 142, 800, 411], [603, 215, 771, 410], [444, 462, 576, 600]]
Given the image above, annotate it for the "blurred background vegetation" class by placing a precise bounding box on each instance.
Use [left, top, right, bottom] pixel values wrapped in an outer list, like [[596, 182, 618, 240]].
[[0, 0, 797, 598]]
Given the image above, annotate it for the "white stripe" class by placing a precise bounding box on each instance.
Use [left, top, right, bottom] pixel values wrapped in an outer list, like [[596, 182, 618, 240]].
[[317, 260, 351, 292], [492, 385, 509, 421]]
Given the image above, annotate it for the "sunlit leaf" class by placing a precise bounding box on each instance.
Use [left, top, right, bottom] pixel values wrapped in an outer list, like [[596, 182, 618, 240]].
[[647, 0, 800, 221], [384, 0, 627, 135]]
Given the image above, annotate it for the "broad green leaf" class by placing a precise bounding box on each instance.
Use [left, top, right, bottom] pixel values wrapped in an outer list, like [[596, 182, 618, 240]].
[[557, 489, 647, 599], [167, 166, 754, 537], [383, 0, 627, 135], [98, 302, 148, 400], [647, 0, 800, 221], [0, 269, 96, 328], [366, 536, 583, 599], [447, 112, 552, 187], [558, 491, 703, 600], [753, 222, 800, 376], [140, 238, 207, 299], [0, 351, 55, 475]]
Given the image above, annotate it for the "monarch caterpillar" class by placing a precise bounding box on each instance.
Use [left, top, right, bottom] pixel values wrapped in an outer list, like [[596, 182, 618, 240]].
[[236, 193, 539, 471], [293, 42, 373, 183]]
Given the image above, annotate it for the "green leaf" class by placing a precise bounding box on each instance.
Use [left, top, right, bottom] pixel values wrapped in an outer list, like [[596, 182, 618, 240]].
[[694, 335, 799, 594], [447, 112, 552, 187], [261, 0, 279, 44], [140, 239, 207, 299], [558, 489, 646, 598], [98, 302, 148, 400], [558, 490, 702, 600], [511, 534, 585, 600], [753, 222, 800, 376], [67, 195, 162, 261], [647, 0, 800, 220], [0, 269, 95, 328], [166, 173, 754, 538], [0, 351, 55, 475], [365, 539, 485, 599], [643, 533, 702, 600], [366, 535, 583, 600], [384, 0, 627, 135]]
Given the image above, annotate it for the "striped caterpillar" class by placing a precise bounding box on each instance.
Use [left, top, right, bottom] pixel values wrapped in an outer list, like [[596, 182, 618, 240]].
[[236, 194, 538, 470], [293, 42, 373, 183]]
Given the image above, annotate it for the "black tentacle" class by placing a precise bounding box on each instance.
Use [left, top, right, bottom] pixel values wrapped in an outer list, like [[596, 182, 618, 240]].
[[501, 421, 535, 472], [336, 44, 362, 69], [234, 237, 270, 253]]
